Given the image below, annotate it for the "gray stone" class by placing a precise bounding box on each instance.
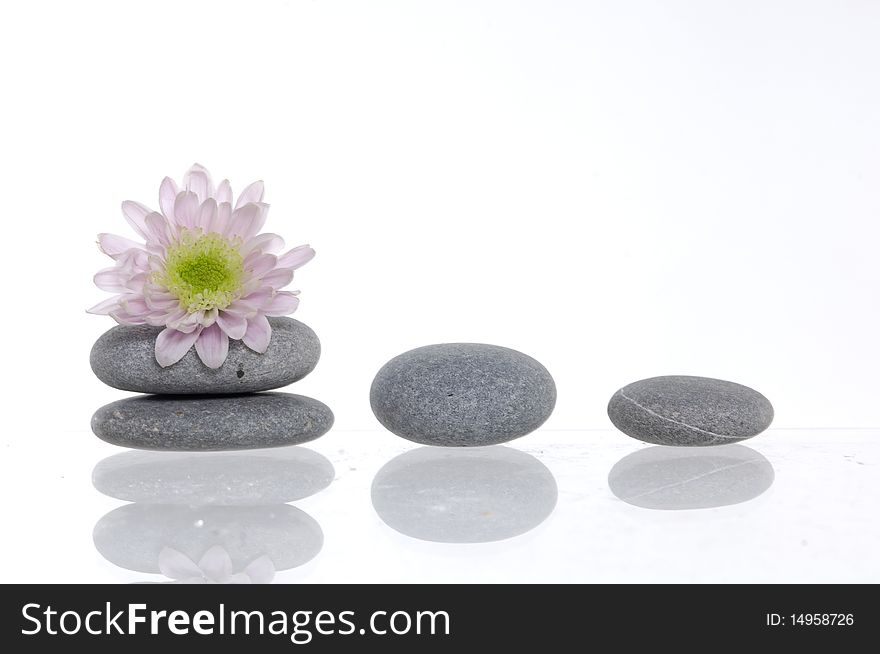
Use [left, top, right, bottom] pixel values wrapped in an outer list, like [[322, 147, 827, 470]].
[[608, 375, 774, 446], [608, 444, 775, 510], [92, 447, 334, 505], [370, 343, 556, 446], [90, 317, 320, 394], [371, 446, 557, 542], [91, 393, 334, 451], [93, 503, 323, 573]]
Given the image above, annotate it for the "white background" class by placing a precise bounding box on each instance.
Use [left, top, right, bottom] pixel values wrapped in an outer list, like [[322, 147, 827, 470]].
[[0, 0, 878, 583]]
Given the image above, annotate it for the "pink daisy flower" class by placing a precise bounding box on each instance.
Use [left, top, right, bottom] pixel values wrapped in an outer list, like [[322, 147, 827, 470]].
[[88, 164, 315, 369]]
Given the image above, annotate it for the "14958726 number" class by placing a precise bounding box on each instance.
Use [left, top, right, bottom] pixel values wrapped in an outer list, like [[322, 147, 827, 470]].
[[790, 614, 853, 626]]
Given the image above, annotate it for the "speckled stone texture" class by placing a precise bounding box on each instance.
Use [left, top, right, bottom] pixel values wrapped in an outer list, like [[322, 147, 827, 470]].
[[91, 393, 334, 451], [92, 448, 334, 505], [90, 317, 320, 394], [93, 504, 323, 573], [607, 375, 774, 446], [608, 445, 775, 510], [371, 446, 558, 542], [370, 343, 556, 446]]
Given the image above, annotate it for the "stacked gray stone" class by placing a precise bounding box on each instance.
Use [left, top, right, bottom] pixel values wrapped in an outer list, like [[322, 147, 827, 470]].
[[90, 317, 333, 451]]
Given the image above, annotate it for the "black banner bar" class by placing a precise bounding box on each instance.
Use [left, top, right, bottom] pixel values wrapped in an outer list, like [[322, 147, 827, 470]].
[[1, 584, 874, 651]]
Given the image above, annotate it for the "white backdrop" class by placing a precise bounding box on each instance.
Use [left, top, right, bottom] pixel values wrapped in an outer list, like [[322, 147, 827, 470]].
[[2, 0, 879, 435]]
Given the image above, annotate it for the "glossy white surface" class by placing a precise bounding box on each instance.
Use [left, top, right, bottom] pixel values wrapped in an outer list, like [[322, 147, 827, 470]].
[[2, 428, 876, 583]]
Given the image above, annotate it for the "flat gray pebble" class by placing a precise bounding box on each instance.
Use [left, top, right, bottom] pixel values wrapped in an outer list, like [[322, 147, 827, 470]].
[[92, 447, 334, 505], [608, 444, 775, 510], [371, 446, 557, 543], [91, 393, 334, 451], [370, 343, 556, 446], [93, 504, 322, 573], [608, 376, 774, 446], [90, 317, 320, 394]]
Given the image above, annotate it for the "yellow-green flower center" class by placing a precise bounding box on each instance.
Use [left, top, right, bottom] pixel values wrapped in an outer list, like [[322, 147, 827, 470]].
[[159, 230, 245, 312]]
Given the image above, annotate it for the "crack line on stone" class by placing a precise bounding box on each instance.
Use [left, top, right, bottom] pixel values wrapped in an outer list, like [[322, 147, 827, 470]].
[[617, 390, 741, 440], [619, 458, 759, 500]]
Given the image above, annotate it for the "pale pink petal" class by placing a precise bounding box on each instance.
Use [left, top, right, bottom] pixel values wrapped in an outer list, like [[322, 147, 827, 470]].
[[209, 202, 232, 236], [87, 296, 122, 314], [110, 309, 147, 326], [121, 200, 152, 239], [120, 296, 149, 316], [222, 302, 257, 319], [198, 545, 234, 583], [159, 177, 179, 219], [277, 245, 315, 270], [265, 291, 300, 316], [201, 307, 218, 327], [115, 248, 150, 275], [227, 203, 264, 240], [145, 296, 180, 311], [125, 272, 150, 292], [148, 307, 186, 326], [145, 212, 172, 245], [238, 289, 273, 310], [197, 198, 217, 231], [173, 191, 199, 229], [243, 555, 275, 584], [158, 548, 202, 580], [155, 327, 201, 367], [242, 314, 272, 353], [216, 179, 232, 204], [235, 180, 264, 209], [183, 164, 213, 203], [245, 253, 277, 278], [194, 324, 229, 369], [168, 311, 203, 333], [94, 268, 127, 292], [98, 233, 144, 259], [216, 311, 248, 340], [260, 267, 294, 289], [241, 233, 285, 257]]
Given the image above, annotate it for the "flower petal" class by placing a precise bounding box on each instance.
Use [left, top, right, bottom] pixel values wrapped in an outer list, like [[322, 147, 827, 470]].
[[235, 180, 264, 209], [198, 545, 233, 582], [145, 212, 172, 246], [260, 267, 294, 289], [98, 233, 143, 259], [173, 191, 199, 229], [155, 327, 201, 367], [197, 198, 217, 231], [158, 548, 202, 580], [216, 179, 232, 204], [209, 202, 232, 236], [194, 323, 229, 369], [277, 245, 315, 270], [265, 291, 300, 316], [228, 203, 264, 240], [87, 295, 122, 314], [94, 267, 128, 292], [183, 164, 213, 203], [216, 311, 248, 340], [243, 556, 275, 584], [241, 233, 285, 257], [121, 200, 152, 239], [125, 272, 150, 292], [242, 314, 271, 353], [245, 253, 278, 278], [159, 177, 179, 219]]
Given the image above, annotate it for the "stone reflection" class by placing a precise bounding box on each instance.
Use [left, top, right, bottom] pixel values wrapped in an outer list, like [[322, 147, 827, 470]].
[[371, 446, 557, 543], [93, 447, 333, 583], [608, 444, 774, 510]]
